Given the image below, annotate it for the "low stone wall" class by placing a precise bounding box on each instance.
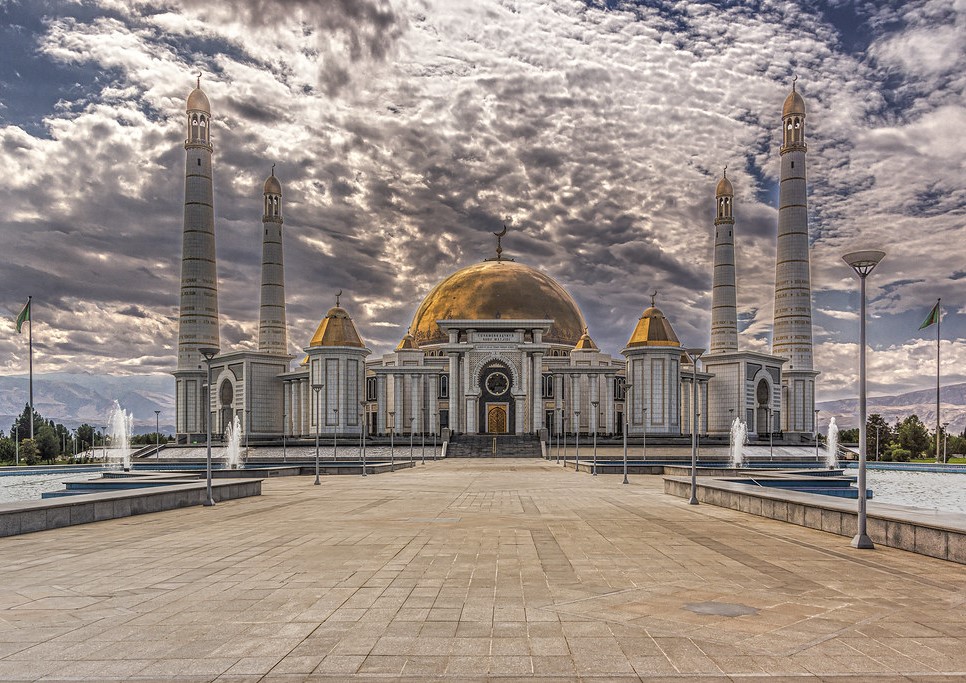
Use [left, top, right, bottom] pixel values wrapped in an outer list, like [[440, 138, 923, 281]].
[[0, 479, 262, 538], [664, 476, 966, 565]]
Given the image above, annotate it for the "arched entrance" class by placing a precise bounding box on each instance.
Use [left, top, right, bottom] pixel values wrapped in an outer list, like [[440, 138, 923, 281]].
[[219, 379, 234, 437], [487, 405, 508, 433], [478, 364, 515, 434], [755, 379, 770, 437]]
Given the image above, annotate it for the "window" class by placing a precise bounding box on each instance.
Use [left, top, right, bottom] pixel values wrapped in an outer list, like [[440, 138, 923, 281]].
[[614, 377, 627, 401], [541, 373, 554, 399], [438, 374, 449, 399], [365, 376, 376, 401]]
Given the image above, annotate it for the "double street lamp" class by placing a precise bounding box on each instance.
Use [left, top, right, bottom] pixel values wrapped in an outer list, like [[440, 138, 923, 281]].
[[312, 383, 323, 485], [622, 383, 633, 484], [388, 410, 395, 471], [333, 408, 339, 464], [684, 347, 705, 505], [199, 347, 220, 507], [154, 409, 161, 460], [360, 401, 367, 477], [573, 410, 581, 471], [590, 400, 599, 476], [843, 249, 886, 550]]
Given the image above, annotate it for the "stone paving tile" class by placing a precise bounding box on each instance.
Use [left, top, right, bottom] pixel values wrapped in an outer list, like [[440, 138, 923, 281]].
[[1, 458, 966, 681]]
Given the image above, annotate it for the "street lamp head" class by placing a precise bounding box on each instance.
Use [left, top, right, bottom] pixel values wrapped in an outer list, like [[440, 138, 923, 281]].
[[312, 383, 324, 391], [590, 400, 599, 408], [843, 250, 885, 277], [683, 347, 705, 363], [199, 346, 220, 361]]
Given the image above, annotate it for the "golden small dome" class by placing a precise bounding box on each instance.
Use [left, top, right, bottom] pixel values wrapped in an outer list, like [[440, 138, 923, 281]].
[[574, 330, 598, 351], [715, 172, 733, 197], [409, 259, 586, 346], [309, 306, 365, 348], [395, 333, 419, 351], [186, 87, 210, 113], [264, 172, 281, 195], [626, 307, 681, 348], [782, 88, 805, 117]]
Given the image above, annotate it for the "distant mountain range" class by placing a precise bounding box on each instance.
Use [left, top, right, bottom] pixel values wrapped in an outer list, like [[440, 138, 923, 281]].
[[1, 373, 963, 437], [818, 383, 966, 433], [0, 373, 174, 435]]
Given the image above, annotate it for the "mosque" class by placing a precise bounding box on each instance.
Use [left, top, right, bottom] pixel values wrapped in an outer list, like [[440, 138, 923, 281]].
[[172, 80, 818, 446]]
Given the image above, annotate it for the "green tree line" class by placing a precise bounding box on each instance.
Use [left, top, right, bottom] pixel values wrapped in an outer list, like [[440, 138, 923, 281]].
[[0, 404, 170, 466], [837, 413, 964, 462]]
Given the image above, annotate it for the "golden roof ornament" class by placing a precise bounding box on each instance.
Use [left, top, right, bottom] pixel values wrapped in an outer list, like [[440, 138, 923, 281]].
[[335, 289, 342, 307], [650, 290, 658, 308], [485, 217, 515, 262]]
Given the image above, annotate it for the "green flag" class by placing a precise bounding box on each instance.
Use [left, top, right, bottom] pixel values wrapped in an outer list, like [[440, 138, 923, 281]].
[[15, 299, 30, 334], [918, 300, 940, 330]]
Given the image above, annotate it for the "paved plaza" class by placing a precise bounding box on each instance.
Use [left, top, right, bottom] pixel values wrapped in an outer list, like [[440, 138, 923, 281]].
[[1, 460, 965, 681]]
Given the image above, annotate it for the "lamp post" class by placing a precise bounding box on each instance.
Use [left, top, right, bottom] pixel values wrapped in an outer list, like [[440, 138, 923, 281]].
[[332, 408, 338, 463], [421, 408, 426, 464], [875, 423, 881, 462], [768, 408, 774, 461], [684, 347, 705, 505], [556, 408, 562, 463], [154, 409, 161, 460], [641, 405, 649, 462], [282, 411, 287, 463], [409, 417, 415, 465], [388, 410, 395, 471], [814, 409, 821, 462], [199, 347, 220, 507], [561, 416, 567, 468], [433, 414, 438, 461], [590, 400, 599, 476], [622, 383, 632, 484], [942, 422, 949, 464], [574, 410, 581, 471], [843, 249, 886, 550], [312, 383, 323, 485], [360, 401, 367, 477]]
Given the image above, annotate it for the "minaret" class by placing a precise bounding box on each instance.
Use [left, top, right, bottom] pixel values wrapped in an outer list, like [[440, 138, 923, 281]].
[[710, 168, 738, 353], [772, 80, 818, 435], [174, 77, 220, 437], [258, 167, 288, 355]]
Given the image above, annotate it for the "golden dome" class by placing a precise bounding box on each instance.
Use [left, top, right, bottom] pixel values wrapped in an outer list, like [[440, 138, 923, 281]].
[[409, 260, 586, 346], [264, 172, 281, 195], [715, 172, 733, 197], [395, 333, 419, 351], [626, 307, 681, 348], [309, 306, 365, 348], [574, 330, 598, 351], [186, 87, 210, 113], [782, 88, 805, 117]]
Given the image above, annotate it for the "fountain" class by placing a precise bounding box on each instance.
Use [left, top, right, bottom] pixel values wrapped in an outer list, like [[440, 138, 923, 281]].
[[826, 417, 839, 468], [106, 400, 133, 470], [729, 417, 748, 468], [224, 414, 243, 469]]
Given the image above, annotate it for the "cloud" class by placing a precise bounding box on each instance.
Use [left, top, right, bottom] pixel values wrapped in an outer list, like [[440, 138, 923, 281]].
[[0, 0, 964, 405]]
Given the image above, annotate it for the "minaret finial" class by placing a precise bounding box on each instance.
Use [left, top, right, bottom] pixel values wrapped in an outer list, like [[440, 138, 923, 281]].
[[650, 290, 658, 308], [494, 220, 508, 261], [723, 164, 728, 178], [197, 73, 201, 89], [792, 75, 797, 91], [336, 289, 342, 307], [271, 163, 276, 177]]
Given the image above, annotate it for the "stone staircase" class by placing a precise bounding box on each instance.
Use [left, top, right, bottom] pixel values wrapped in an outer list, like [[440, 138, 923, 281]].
[[446, 434, 542, 458]]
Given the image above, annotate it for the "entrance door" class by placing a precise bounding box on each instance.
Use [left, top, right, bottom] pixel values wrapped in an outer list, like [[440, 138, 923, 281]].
[[487, 405, 508, 434]]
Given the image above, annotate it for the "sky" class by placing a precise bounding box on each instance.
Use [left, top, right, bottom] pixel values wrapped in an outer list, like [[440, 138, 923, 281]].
[[0, 0, 964, 403]]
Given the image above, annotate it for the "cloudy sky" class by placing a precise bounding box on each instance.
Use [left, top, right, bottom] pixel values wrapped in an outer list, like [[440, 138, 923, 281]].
[[0, 0, 964, 402]]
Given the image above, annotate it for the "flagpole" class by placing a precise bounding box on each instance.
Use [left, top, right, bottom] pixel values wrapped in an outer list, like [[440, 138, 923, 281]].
[[28, 295, 33, 442], [936, 297, 941, 463]]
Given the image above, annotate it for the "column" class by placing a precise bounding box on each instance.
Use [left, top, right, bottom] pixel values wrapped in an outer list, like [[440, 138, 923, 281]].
[[410, 374, 420, 433], [554, 374, 564, 437], [448, 353, 459, 434], [467, 396, 477, 433], [532, 352, 544, 433], [590, 373, 599, 435], [521, 348, 530, 431], [605, 375, 615, 435], [430, 374, 439, 435], [376, 374, 387, 434], [394, 374, 404, 434]]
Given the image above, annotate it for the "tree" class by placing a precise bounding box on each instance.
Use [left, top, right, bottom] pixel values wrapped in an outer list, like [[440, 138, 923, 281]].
[[866, 414, 891, 460], [897, 415, 930, 458], [19, 438, 39, 466], [11, 404, 44, 443], [76, 424, 95, 452], [35, 424, 60, 463], [0, 436, 13, 464]]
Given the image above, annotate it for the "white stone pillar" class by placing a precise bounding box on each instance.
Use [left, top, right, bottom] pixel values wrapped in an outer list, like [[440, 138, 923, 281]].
[[467, 396, 477, 433], [394, 374, 403, 434], [532, 352, 544, 433], [448, 353, 459, 434], [410, 374, 420, 434], [376, 374, 387, 434], [590, 373, 599, 435], [554, 374, 564, 436]]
